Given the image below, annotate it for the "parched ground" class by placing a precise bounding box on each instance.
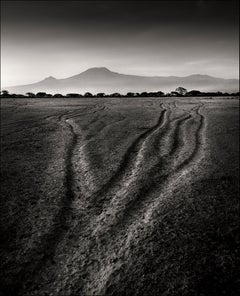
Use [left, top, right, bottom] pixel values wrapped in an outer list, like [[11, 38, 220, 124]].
[[0, 97, 239, 296]]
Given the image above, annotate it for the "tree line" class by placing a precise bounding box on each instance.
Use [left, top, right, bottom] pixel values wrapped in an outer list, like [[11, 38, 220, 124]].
[[1, 87, 239, 98]]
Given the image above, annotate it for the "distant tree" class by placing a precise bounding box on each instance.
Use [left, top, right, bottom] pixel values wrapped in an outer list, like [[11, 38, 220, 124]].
[[186, 90, 202, 96], [1, 90, 10, 97], [175, 87, 187, 96], [111, 93, 121, 97], [36, 92, 47, 98], [66, 93, 82, 98], [155, 91, 165, 97], [84, 92, 93, 97], [204, 92, 215, 97], [170, 91, 179, 96], [53, 93, 64, 98], [9, 93, 17, 98], [147, 92, 155, 97], [26, 92, 35, 97], [231, 92, 239, 96], [140, 92, 148, 97], [45, 94, 53, 98], [126, 92, 135, 97], [96, 93, 105, 97]]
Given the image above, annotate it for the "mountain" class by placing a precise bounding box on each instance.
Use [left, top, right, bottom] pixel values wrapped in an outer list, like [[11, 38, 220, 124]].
[[3, 67, 239, 95]]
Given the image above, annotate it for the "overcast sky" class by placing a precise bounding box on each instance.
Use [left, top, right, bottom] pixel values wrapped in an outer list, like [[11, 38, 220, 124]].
[[1, 1, 239, 86]]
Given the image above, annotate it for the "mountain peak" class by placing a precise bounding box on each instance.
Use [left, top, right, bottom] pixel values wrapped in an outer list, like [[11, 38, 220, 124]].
[[43, 76, 56, 81], [69, 67, 116, 79], [82, 67, 112, 73], [187, 74, 213, 79]]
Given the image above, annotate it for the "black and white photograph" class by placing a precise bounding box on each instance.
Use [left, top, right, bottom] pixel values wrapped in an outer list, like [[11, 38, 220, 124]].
[[0, 1, 239, 295]]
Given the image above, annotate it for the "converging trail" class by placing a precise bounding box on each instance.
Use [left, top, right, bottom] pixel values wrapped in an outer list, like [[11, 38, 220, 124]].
[[1, 97, 239, 296], [22, 100, 208, 296]]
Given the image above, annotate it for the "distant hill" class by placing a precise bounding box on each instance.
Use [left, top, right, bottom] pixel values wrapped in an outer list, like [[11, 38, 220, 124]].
[[3, 67, 239, 95]]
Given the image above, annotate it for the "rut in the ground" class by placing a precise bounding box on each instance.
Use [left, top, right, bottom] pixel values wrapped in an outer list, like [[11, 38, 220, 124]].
[[13, 104, 104, 295], [76, 104, 206, 295], [20, 102, 206, 296], [28, 102, 206, 296]]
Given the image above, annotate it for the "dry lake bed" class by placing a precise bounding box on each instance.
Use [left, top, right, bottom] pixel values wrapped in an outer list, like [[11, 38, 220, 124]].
[[0, 97, 239, 296]]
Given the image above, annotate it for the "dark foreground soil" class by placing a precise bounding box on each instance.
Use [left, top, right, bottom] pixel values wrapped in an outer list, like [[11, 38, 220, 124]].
[[0, 97, 239, 296]]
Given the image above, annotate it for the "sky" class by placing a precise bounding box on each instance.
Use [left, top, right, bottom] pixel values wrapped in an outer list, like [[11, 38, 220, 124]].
[[1, 0, 239, 87]]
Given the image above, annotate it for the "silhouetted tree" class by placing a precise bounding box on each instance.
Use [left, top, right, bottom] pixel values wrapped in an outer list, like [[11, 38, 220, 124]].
[[126, 92, 135, 97], [84, 92, 93, 97], [1, 90, 10, 97], [147, 92, 154, 97], [111, 93, 121, 97], [155, 91, 165, 97], [36, 92, 47, 98], [175, 87, 187, 96], [66, 93, 82, 98], [186, 90, 202, 96], [26, 92, 35, 97], [96, 93, 105, 97], [170, 91, 179, 96], [53, 93, 64, 98], [140, 92, 148, 97]]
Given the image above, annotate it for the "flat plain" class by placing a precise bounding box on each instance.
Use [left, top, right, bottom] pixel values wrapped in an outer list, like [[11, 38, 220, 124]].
[[0, 97, 239, 296]]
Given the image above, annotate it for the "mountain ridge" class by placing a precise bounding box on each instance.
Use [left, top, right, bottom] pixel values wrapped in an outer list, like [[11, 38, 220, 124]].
[[3, 67, 239, 95]]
